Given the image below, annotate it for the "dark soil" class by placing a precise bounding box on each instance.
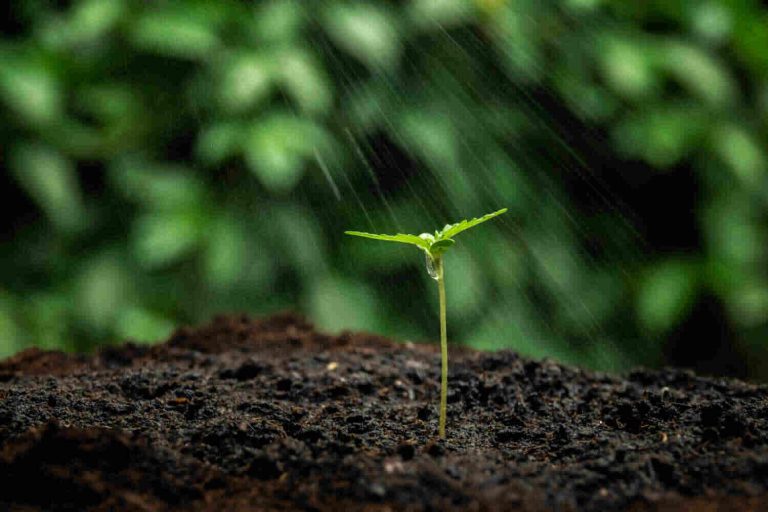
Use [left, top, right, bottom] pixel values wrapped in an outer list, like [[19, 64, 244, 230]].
[[1, 313, 767, 511]]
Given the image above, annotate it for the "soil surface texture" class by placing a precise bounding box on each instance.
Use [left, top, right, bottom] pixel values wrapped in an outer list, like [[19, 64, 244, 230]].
[[1, 313, 767, 511]]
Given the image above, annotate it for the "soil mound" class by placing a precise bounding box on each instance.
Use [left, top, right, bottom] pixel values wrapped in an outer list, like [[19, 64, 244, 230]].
[[1, 313, 767, 511]]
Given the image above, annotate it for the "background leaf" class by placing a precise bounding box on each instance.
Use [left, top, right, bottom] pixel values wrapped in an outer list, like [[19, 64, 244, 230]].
[[637, 260, 699, 335]]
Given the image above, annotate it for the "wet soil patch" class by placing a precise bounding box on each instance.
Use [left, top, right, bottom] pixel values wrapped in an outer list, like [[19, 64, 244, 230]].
[[1, 313, 767, 511]]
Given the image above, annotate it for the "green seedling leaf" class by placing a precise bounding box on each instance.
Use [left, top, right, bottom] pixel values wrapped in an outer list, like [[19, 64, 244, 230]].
[[344, 231, 431, 251], [429, 238, 455, 256], [345, 208, 507, 261], [438, 208, 508, 241], [345, 208, 506, 440]]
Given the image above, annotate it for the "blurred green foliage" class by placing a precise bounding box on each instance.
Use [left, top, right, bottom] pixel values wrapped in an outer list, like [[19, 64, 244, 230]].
[[1, 0, 767, 378]]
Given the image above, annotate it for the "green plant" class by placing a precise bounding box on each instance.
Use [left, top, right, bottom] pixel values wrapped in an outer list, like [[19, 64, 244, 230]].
[[345, 208, 507, 438]]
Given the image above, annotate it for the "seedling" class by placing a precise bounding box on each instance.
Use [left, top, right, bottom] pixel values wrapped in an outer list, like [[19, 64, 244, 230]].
[[345, 208, 507, 439]]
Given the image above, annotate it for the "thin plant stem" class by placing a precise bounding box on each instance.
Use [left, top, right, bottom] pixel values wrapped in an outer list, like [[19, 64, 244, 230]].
[[436, 257, 448, 439]]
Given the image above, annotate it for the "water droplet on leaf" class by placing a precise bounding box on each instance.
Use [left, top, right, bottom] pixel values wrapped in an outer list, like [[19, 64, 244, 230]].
[[425, 252, 439, 280]]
